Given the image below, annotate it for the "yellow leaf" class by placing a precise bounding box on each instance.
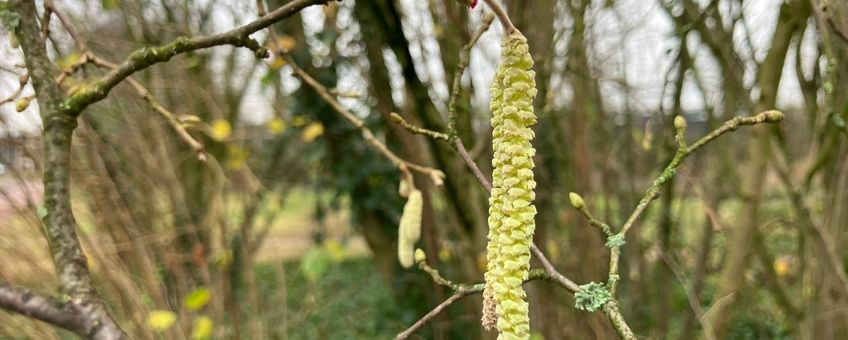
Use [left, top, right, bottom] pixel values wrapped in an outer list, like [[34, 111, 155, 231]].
[[301, 122, 324, 142], [773, 256, 790, 277], [545, 239, 560, 261], [290, 116, 307, 127], [268, 56, 287, 70], [67, 82, 91, 96], [15, 98, 30, 112], [438, 248, 452, 262], [211, 250, 233, 269], [325, 240, 345, 262], [191, 316, 214, 340], [225, 145, 249, 170], [147, 310, 177, 331], [209, 119, 232, 141], [477, 251, 487, 273], [267, 117, 287, 135], [86, 253, 97, 272], [641, 130, 653, 151], [184, 288, 211, 311], [268, 35, 297, 53], [179, 115, 202, 129], [57, 51, 81, 70]]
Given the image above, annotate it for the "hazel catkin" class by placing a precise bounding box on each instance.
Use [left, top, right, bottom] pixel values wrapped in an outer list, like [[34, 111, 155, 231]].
[[398, 189, 423, 268], [482, 31, 538, 340]]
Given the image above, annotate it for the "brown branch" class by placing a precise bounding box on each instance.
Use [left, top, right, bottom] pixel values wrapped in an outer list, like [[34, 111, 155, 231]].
[[43, 0, 87, 51], [395, 269, 551, 340], [0, 281, 117, 339], [455, 140, 492, 191], [58, 0, 331, 117], [0, 74, 29, 107], [395, 291, 468, 340], [530, 243, 580, 293], [10, 1, 126, 338], [481, 0, 516, 34]]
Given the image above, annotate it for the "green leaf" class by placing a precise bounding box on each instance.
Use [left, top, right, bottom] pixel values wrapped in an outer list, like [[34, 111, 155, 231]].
[[300, 246, 331, 282], [832, 113, 846, 129], [184, 288, 211, 311], [101, 0, 119, 10]]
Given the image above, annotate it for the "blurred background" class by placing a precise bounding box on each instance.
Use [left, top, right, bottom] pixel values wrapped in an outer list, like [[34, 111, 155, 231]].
[[1, 0, 847, 339]]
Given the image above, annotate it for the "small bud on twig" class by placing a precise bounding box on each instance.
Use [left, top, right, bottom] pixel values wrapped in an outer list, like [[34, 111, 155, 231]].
[[673, 115, 687, 130], [674, 116, 687, 148], [15, 97, 30, 112], [414, 248, 426, 263], [569, 192, 585, 210], [762, 110, 784, 123]]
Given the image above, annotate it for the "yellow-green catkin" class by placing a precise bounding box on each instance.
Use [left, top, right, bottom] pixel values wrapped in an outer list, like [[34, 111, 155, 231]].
[[398, 189, 423, 268], [483, 31, 538, 340]]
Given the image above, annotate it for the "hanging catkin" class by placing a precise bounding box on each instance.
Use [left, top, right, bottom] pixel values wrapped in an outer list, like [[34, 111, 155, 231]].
[[482, 31, 538, 340], [398, 188, 423, 268]]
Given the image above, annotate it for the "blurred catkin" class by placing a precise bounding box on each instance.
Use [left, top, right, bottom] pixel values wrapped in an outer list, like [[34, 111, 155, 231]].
[[398, 189, 423, 268]]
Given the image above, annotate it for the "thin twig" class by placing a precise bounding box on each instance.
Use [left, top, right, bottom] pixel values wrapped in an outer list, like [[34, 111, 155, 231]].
[[395, 291, 469, 340], [86, 55, 207, 161], [44, 0, 87, 51], [530, 243, 579, 293], [395, 269, 551, 340], [447, 12, 494, 141], [455, 140, 492, 191], [607, 110, 784, 295], [42, 3, 211, 161], [571, 200, 614, 236], [660, 252, 715, 340], [0, 74, 29, 107], [417, 261, 463, 291], [481, 0, 516, 34], [390, 112, 449, 141]]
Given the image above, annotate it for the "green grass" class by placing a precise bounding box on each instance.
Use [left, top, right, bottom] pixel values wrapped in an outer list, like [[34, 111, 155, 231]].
[[251, 258, 402, 340]]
